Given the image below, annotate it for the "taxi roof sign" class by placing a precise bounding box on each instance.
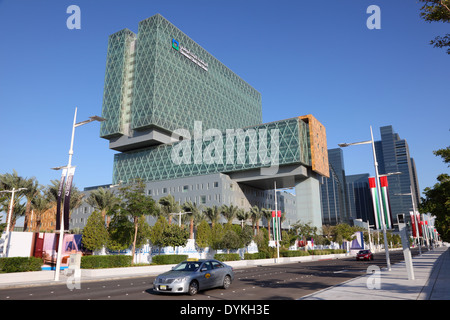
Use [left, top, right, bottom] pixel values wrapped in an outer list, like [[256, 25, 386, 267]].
[[187, 258, 198, 261]]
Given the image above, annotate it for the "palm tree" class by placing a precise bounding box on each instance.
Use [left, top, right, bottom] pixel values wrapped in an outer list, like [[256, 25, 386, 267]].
[[236, 209, 250, 229], [0, 170, 29, 230], [23, 177, 40, 232], [250, 205, 263, 233], [31, 191, 52, 232], [220, 204, 239, 224], [204, 205, 221, 228], [86, 187, 119, 226], [261, 208, 273, 240], [158, 194, 180, 224], [45, 180, 84, 231], [182, 201, 201, 239]]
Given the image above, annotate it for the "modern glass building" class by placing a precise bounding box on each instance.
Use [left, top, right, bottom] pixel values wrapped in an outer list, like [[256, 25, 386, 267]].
[[320, 125, 420, 229], [375, 125, 420, 222], [100, 14, 262, 152], [320, 148, 349, 225], [72, 14, 330, 231]]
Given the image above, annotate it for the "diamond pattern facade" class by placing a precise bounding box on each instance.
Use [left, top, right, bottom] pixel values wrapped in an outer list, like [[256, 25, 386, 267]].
[[100, 29, 137, 138], [112, 118, 310, 184], [100, 14, 326, 188]]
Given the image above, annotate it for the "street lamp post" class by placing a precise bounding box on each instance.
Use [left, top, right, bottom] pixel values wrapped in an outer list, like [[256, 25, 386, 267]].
[[0, 187, 27, 257], [53, 107, 105, 281], [339, 126, 391, 271]]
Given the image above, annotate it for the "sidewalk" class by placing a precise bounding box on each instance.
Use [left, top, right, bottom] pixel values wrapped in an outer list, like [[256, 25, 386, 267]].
[[300, 246, 450, 300]]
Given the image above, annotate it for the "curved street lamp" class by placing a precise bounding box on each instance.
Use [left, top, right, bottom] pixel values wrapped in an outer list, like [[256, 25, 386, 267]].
[[338, 126, 391, 271]]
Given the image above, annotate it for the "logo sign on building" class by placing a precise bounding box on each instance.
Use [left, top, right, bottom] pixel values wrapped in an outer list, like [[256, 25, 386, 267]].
[[172, 38, 208, 71]]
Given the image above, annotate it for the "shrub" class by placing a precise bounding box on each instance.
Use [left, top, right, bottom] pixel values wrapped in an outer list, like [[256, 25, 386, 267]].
[[0, 257, 43, 273], [330, 249, 347, 254], [214, 253, 240, 261], [80, 255, 132, 269], [244, 252, 269, 260], [151, 254, 188, 265], [280, 250, 310, 257]]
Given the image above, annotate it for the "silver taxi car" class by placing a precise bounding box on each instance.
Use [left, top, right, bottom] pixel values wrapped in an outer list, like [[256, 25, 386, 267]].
[[153, 258, 234, 295]]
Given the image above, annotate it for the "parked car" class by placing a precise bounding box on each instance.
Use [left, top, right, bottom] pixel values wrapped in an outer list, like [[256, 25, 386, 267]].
[[356, 250, 374, 261], [153, 258, 234, 295]]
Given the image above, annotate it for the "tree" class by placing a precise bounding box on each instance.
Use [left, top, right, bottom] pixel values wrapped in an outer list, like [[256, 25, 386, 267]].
[[433, 146, 450, 165], [0, 170, 29, 230], [204, 205, 221, 227], [22, 177, 39, 232], [220, 204, 239, 224], [221, 229, 241, 254], [30, 190, 52, 232], [210, 223, 225, 250], [162, 224, 189, 250], [158, 194, 180, 224], [182, 201, 201, 239], [196, 220, 212, 250], [334, 224, 358, 245], [82, 210, 109, 252], [117, 180, 157, 264], [149, 216, 170, 253], [107, 213, 134, 251], [420, 147, 450, 242], [236, 209, 250, 229], [419, 0, 450, 54], [45, 179, 84, 231], [86, 187, 119, 226], [261, 208, 273, 240], [250, 206, 263, 233], [292, 221, 318, 240]]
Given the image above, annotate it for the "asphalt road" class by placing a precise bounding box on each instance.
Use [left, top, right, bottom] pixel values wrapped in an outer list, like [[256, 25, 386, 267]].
[[0, 248, 422, 301]]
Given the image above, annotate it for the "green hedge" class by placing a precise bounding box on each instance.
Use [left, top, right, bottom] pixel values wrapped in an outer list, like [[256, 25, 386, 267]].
[[0, 257, 43, 273], [152, 254, 188, 265], [280, 250, 310, 257], [80, 255, 133, 269], [244, 252, 269, 260], [308, 249, 346, 255], [214, 253, 240, 261]]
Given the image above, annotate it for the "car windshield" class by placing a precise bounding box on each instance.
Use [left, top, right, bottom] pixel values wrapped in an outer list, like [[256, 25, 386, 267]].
[[358, 250, 369, 254], [172, 261, 202, 272]]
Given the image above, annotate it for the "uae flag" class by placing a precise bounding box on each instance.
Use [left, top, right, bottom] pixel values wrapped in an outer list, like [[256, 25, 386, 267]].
[[55, 168, 67, 231], [369, 177, 382, 230], [272, 210, 282, 243], [379, 176, 393, 229], [410, 211, 417, 238], [62, 167, 76, 231]]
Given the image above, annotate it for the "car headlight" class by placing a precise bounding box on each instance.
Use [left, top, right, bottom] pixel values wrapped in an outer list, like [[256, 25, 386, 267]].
[[173, 277, 188, 283]]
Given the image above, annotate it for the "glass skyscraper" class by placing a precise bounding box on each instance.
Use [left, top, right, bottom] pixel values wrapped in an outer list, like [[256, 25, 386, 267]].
[[375, 125, 420, 222], [320, 126, 420, 228]]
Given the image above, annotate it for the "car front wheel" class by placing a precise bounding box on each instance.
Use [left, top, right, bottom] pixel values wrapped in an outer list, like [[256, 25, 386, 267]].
[[223, 275, 231, 289], [189, 281, 199, 296]]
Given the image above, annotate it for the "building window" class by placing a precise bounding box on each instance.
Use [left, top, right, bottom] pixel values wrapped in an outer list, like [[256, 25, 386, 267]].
[[163, 187, 167, 193], [200, 195, 207, 204], [183, 185, 189, 193], [214, 181, 219, 188]]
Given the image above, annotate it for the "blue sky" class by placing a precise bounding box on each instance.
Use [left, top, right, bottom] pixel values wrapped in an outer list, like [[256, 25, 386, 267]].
[[0, 0, 448, 205]]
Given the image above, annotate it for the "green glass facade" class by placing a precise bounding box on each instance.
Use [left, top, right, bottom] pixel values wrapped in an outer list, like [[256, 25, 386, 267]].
[[100, 14, 262, 140], [100, 14, 324, 199], [112, 117, 311, 184]]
